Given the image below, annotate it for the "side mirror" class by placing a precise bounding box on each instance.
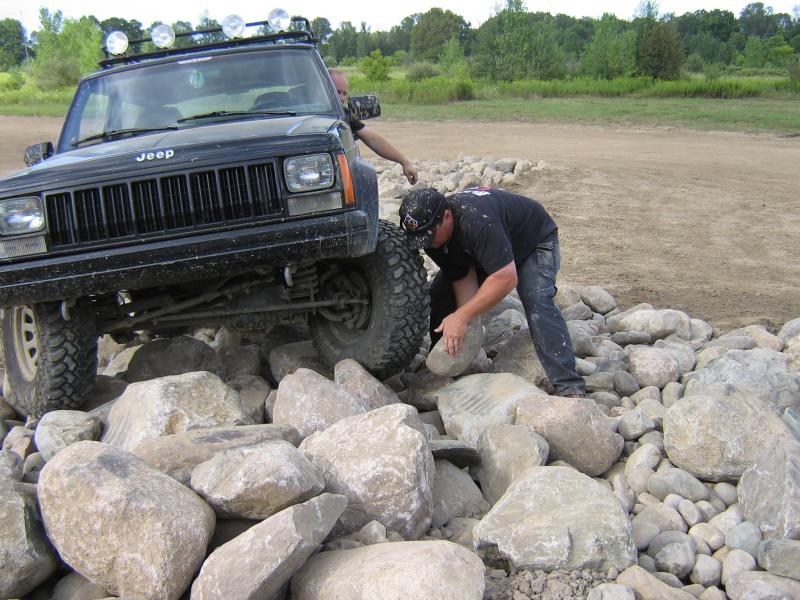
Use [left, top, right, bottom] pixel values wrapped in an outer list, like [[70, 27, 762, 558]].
[[349, 95, 381, 121], [24, 142, 54, 167]]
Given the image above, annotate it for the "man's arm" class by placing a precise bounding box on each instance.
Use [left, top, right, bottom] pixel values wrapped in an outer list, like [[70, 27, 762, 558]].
[[435, 261, 518, 356], [357, 126, 418, 184]]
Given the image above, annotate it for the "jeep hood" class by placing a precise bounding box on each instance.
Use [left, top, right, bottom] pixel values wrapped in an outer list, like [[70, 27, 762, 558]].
[[0, 114, 344, 195]]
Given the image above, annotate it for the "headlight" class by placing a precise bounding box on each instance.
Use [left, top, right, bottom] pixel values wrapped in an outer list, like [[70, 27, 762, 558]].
[[284, 154, 335, 193], [0, 197, 45, 236], [106, 31, 129, 55]]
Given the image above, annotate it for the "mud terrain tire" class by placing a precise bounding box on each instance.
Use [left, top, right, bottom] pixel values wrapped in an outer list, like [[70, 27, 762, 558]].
[[310, 220, 429, 379], [1, 301, 98, 417]]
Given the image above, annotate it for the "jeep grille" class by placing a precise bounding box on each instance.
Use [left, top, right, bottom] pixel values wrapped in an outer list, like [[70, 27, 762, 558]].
[[45, 162, 281, 248]]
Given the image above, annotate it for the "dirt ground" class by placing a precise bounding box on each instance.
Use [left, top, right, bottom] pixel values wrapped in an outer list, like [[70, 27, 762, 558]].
[[2, 116, 799, 333]]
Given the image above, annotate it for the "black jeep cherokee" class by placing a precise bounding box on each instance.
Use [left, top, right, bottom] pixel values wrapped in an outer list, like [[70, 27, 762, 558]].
[[0, 18, 428, 417]]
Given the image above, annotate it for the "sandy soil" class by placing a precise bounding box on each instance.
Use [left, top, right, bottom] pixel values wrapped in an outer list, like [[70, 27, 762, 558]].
[[2, 116, 799, 333]]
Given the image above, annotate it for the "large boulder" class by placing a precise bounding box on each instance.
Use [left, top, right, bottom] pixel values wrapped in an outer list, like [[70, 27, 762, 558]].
[[436, 373, 547, 449], [684, 349, 800, 415], [628, 346, 680, 389], [663, 384, 795, 482], [299, 404, 434, 539], [0, 479, 57, 599], [126, 336, 224, 382], [490, 330, 551, 391], [473, 467, 636, 571], [131, 424, 300, 485], [190, 440, 324, 519], [333, 359, 400, 410], [516, 395, 623, 477], [190, 493, 347, 600], [609, 309, 692, 341], [38, 441, 215, 600], [272, 368, 367, 439], [431, 459, 489, 528], [290, 540, 485, 600], [476, 423, 549, 505], [101, 371, 251, 450], [615, 566, 696, 600], [738, 438, 800, 540], [725, 571, 800, 599], [34, 410, 102, 461]]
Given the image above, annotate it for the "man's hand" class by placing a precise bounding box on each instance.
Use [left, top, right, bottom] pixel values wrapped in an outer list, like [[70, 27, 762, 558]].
[[402, 162, 419, 185], [434, 311, 469, 356]]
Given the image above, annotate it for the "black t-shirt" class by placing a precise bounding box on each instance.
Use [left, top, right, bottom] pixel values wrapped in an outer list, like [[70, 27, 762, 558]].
[[426, 188, 558, 281]]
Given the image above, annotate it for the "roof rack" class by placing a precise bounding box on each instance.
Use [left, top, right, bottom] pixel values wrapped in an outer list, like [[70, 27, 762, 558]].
[[99, 17, 316, 69]]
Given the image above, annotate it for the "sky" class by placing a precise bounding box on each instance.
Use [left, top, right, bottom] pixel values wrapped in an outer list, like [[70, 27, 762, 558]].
[[0, 0, 798, 37]]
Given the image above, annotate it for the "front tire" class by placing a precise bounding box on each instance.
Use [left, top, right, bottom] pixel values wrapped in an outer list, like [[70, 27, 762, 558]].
[[310, 221, 429, 379], [1, 301, 98, 417]]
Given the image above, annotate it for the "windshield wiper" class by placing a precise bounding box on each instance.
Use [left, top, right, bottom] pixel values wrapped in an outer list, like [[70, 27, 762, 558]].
[[72, 126, 178, 147], [178, 110, 297, 123]]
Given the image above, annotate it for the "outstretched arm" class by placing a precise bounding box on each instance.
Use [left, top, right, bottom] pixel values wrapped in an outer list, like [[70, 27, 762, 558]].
[[357, 126, 418, 184], [435, 261, 518, 356]]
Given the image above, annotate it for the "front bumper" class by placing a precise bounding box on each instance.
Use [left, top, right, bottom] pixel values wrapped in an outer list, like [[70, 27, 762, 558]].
[[0, 209, 373, 305]]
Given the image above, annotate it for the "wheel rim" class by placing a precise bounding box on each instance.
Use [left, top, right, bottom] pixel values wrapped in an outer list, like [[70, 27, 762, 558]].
[[11, 306, 38, 382], [317, 267, 372, 341]]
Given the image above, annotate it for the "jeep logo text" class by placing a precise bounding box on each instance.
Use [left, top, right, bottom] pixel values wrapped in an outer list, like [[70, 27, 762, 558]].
[[136, 149, 175, 162]]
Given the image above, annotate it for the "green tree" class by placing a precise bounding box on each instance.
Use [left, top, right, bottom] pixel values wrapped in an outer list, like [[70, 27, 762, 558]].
[[195, 15, 224, 44], [32, 9, 102, 89], [387, 15, 420, 55], [411, 8, 469, 61], [99, 17, 144, 41], [0, 19, 26, 69], [356, 22, 377, 58], [172, 21, 196, 49], [637, 20, 684, 78], [311, 17, 332, 42], [359, 49, 390, 81], [438, 37, 470, 78], [742, 35, 769, 66], [328, 21, 358, 62], [580, 14, 636, 78], [739, 2, 778, 37]]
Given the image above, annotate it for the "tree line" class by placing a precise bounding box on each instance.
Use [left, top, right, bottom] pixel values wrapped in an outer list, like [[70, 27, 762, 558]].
[[1, 1, 798, 90]]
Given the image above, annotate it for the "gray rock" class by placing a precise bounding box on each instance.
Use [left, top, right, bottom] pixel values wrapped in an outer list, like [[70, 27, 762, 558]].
[[698, 587, 727, 600], [677, 499, 702, 527], [611, 331, 653, 346], [0, 448, 23, 480], [33, 410, 102, 461], [428, 438, 480, 468], [704, 336, 758, 351], [437, 373, 546, 449], [555, 285, 583, 309], [587, 583, 636, 600], [516, 395, 623, 477], [101, 371, 252, 451], [474, 467, 636, 571], [632, 504, 688, 533], [291, 540, 485, 600], [738, 438, 800, 539], [217, 344, 266, 379], [723, 325, 783, 352], [758, 538, 800, 580], [725, 521, 762, 558], [639, 431, 665, 452], [709, 505, 744, 537], [334, 359, 400, 410], [570, 328, 598, 359], [564, 301, 594, 321], [586, 371, 616, 393], [126, 336, 224, 382], [655, 337, 697, 374], [131, 423, 300, 485], [22, 452, 45, 484], [782, 407, 800, 440], [615, 371, 641, 398], [628, 346, 680, 389], [647, 467, 710, 502], [690, 555, 722, 587], [431, 459, 489, 528], [618, 407, 657, 440], [713, 482, 738, 507], [299, 404, 434, 539], [491, 330, 552, 391], [272, 368, 367, 439], [689, 319, 714, 347], [577, 358, 599, 376], [269, 340, 330, 383], [580, 286, 617, 315], [722, 549, 757, 586], [476, 423, 549, 505], [39, 441, 215, 600], [647, 531, 695, 558], [778, 317, 800, 346], [484, 309, 527, 354], [190, 440, 324, 519], [655, 541, 696, 578], [664, 384, 795, 482], [661, 382, 684, 409], [726, 571, 800, 599], [610, 309, 692, 341], [51, 572, 109, 600], [0, 479, 57, 599], [616, 566, 696, 599], [633, 521, 660, 550], [226, 374, 270, 424], [684, 349, 800, 415], [626, 443, 662, 474], [405, 369, 453, 412], [190, 493, 347, 600], [426, 319, 484, 377]]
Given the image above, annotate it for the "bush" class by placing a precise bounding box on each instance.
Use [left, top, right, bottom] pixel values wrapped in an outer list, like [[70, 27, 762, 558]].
[[704, 63, 723, 81], [787, 55, 800, 83], [323, 55, 337, 67], [349, 75, 473, 104], [359, 50, 390, 82], [685, 53, 704, 73], [406, 63, 441, 82]]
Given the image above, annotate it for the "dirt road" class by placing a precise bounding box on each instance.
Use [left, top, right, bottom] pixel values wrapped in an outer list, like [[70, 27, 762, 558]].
[[2, 116, 798, 332]]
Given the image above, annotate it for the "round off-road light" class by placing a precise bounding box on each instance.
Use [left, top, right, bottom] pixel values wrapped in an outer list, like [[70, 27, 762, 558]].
[[267, 8, 290, 32], [221, 14, 246, 39], [151, 24, 176, 49], [105, 31, 129, 55]]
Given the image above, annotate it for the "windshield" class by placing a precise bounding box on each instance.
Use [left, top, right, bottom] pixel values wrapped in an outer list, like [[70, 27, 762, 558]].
[[59, 48, 337, 152]]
